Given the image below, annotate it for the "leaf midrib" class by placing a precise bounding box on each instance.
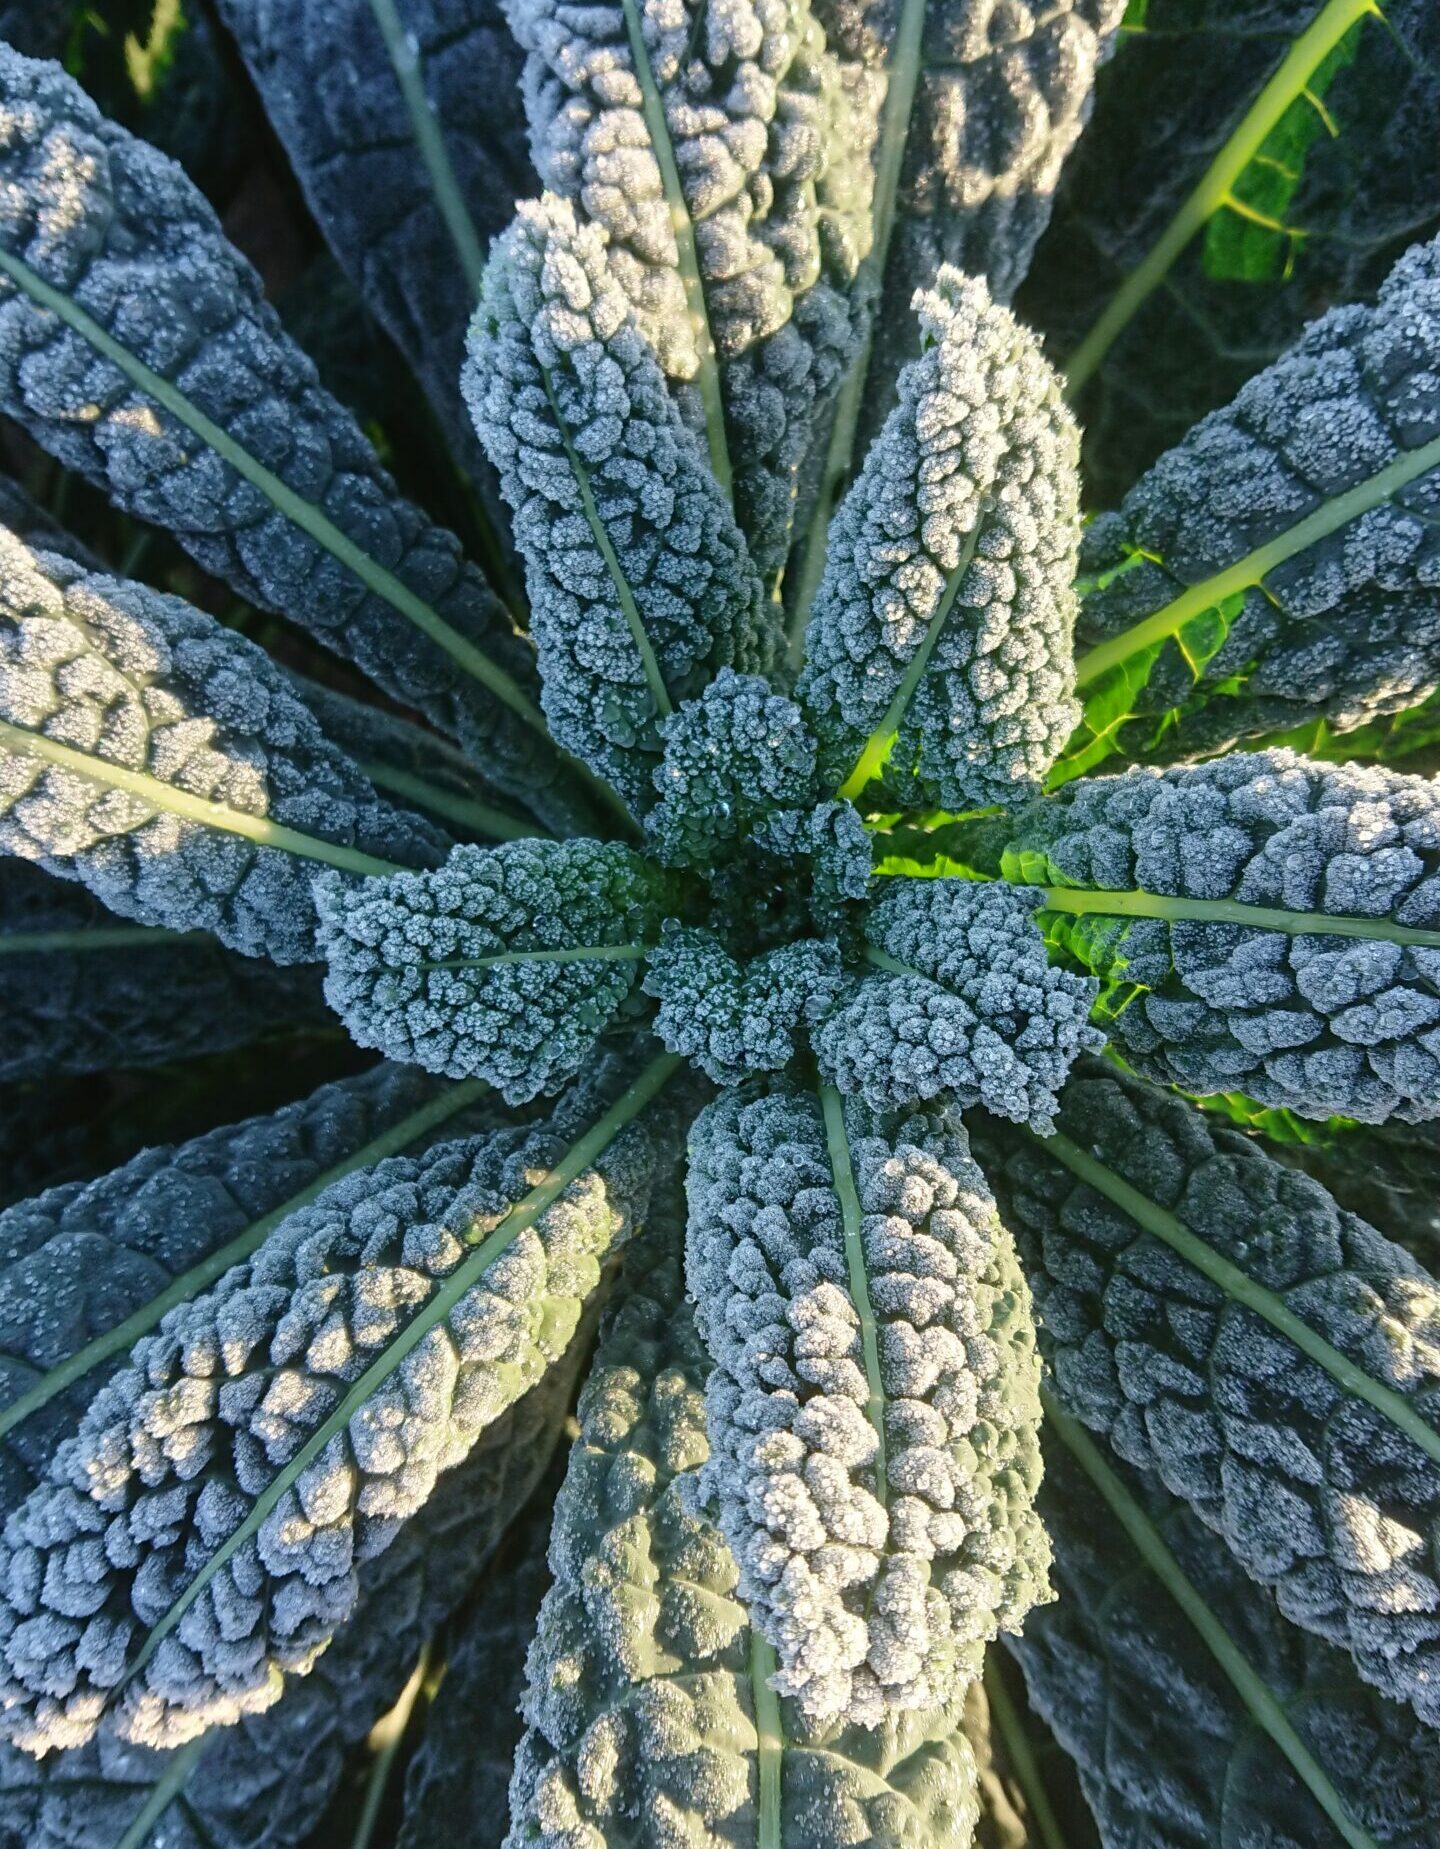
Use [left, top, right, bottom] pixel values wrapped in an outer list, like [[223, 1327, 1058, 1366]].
[[118, 1052, 681, 1690]]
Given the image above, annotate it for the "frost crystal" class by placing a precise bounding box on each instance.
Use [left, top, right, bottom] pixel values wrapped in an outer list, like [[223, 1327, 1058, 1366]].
[[0, 532, 443, 963], [817, 877, 1102, 1128], [797, 267, 1082, 810], [978, 1060, 1440, 1728], [1008, 749, 1440, 1122], [685, 1083, 1050, 1729], [643, 926, 843, 1084], [0, 1065, 659, 1753], [315, 838, 667, 1100], [464, 196, 773, 808]]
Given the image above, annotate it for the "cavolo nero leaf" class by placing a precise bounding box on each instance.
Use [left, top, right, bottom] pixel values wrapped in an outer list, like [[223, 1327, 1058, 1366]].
[[214, 0, 533, 561], [1022, 0, 1440, 507], [0, 1052, 675, 1754], [0, 857, 330, 1084], [1055, 228, 1440, 784], [1012, 1419, 1440, 1849], [0, 1062, 499, 1518], [0, 528, 445, 963], [509, 1218, 985, 1847], [0, 1346, 582, 1849], [973, 1058, 1440, 1730], [0, 46, 619, 836]]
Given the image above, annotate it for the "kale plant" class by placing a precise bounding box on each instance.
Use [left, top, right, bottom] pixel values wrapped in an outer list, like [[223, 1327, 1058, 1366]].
[[0, 3, 1436, 1845]]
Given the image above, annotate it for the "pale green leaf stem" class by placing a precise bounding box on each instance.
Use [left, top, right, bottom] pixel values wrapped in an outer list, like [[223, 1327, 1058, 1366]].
[[112, 1736, 206, 1849], [0, 717, 405, 879], [1042, 1395, 1384, 1849], [0, 1078, 492, 1442], [820, 1082, 889, 1501], [617, 0, 733, 501], [355, 760, 541, 842], [118, 1051, 683, 1690], [1064, 0, 1382, 394], [750, 1630, 785, 1849], [1032, 1129, 1440, 1470], [0, 924, 205, 955], [981, 1658, 1066, 1849], [785, 0, 928, 669]]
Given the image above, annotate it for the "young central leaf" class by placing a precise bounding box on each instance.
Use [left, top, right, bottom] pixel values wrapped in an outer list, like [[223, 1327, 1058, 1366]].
[[685, 1082, 1051, 1730], [464, 197, 775, 810], [315, 838, 671, 1100], [797, 266, 1082, 813]]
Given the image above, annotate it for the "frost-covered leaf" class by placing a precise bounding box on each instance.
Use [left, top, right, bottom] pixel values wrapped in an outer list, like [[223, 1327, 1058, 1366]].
[[1012, 1425, 1440, 1849], [0, 1053, 674, 1753], [289, 676, 541, 845], [975, 1059, 1440, 1728], [1026, 0, 1440, 506], [0, 1062, 500, 1520], [0, 530, 444, 962], [796, 266, 1082, 813], [685, 1080, 1050, 1730], [464, 196, 774, 809], [0, 857, 327, 1083], [216, 0, 531, 526], [1059, 229, 1440, 783], [816, 876, 1102, 1128], [510, 1218, 983, 1846], [643, 927, 844, 1085], [1004, 749, 1440, 1122], [505, 0, 880, 576], [316, 839, 671, 1099], [0, 1345, 580, 1849], [0, 46, 610, 834]]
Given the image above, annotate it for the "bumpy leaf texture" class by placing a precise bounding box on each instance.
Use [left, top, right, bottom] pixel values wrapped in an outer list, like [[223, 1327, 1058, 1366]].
[[0, 47, 598, 833], [0, 1057, 664, 1752], [1012, 1440, 1440, 1849], [975, 1060, 1440, 1728], [0, 530, 447, 961], [509, 1220, 984, 1845], [0, 1350, 579, 1849], [1068, 228, 1440, 772], [216, 0, 532, 502], [464, 195, 774, 807], [0, 1063, 501, 1520], [505, 0, 880, 575], [396, 1478, 555, 1849], [797, 266, 1081, 812], [686, 1082, 1050, 1730], [816, 876, 1102, 1128], [316, 838, 669, 1098], [816, 0, 1123, 437], [1024, 0, 1440, 505], [1007, 750, 1440, 1122], [0, 857, 327, 1083]]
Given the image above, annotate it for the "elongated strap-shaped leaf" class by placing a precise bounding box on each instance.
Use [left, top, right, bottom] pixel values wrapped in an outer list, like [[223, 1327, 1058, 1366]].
[[1029, 0, 1440, 505], [684, 1080, 1050, 1731], [1004, 749, 1440, 1123], [1057, 229, 1440, 782], [0, 530, 450, 961], [1011, 1429, 1440, 1849], [316, 839, 672, 1100], [215, 0, 531, 527], [816, 876, 1102, 1127], [0, 1344, 581, 1849], [0, 47, 611, 835], [289, 676, 540, 844], [796, 266, 1082, 814], [509, 1220, 983, 1846], [975, 1059, 1440, 1727], [0, 1062, 501, 1518], [505, 0, 880, 576], [785, 0, 1122, 661], [464, 197, 774, 809], [0, 1052, 676, 1754], [0, 857, 328, 1083]]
